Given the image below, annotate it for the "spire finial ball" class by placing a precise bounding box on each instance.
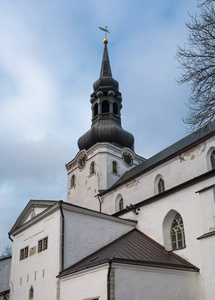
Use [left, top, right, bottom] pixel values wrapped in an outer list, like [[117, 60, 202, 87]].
[[103, 38, 108, 44]]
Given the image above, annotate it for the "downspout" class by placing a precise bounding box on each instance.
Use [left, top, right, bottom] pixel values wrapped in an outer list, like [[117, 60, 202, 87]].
[[8, 233, 13, 242], [59, 201, 65, 271], [95, 195, 103, 212], [107, 260, 112, 300]]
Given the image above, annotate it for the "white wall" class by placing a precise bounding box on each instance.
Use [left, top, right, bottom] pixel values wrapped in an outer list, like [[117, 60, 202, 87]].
[[66, 143, 144, 211], [63, 207, 136, 268], [115, 265, 200, 300], [10, 210, 61, 300], [59, 266, 108, 300], [101, 137, 215, 215]]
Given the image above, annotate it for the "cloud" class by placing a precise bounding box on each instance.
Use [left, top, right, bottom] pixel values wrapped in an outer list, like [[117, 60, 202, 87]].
[[0, 0, 198, 253]]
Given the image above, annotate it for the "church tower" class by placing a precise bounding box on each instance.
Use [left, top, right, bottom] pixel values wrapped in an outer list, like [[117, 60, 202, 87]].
[[66, 38, 144, 212]]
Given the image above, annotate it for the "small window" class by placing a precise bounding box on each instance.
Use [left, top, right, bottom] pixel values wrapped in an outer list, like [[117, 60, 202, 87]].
[[211, 150, 215, 169], [119, 198, 124, 211], [112, 161, 117, 174], [102, 100, 109, 113], [20, 246, 28, 260], [90, 162, 95, 175], [93, 103, 98, 117], [158, 178, 165, 193], [113, 102, 118, 115], [70, 175, 75, 187], [171, 214, 185, 250], [38, 237, 48, 253]]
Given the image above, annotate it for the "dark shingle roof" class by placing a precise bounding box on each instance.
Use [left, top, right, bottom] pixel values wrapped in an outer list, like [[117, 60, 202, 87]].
[[100, 120, 215, 194], [58, 229, 198, 277], [0, 256, 11, 295]]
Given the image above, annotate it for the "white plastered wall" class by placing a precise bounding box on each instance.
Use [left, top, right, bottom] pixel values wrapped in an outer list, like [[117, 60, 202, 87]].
[[114, 265, 200, 300], [66, 143, 144, 211], [9, 210, 61, 300], [59, 266, 108, 300], [63, 208, 136, 268], [101, 137, 215, 215]]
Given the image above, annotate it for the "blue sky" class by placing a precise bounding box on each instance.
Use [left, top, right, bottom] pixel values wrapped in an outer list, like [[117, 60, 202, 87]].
[[0, 0, 197, 253]]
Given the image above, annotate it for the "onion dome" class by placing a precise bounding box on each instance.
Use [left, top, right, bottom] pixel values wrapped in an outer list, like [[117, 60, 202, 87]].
[[78, 39, 134, 151]]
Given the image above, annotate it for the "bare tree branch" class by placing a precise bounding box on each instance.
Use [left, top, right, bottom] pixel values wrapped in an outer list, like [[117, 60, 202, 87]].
[[0, 245, 12, 258], [177, 0, 215, 131]]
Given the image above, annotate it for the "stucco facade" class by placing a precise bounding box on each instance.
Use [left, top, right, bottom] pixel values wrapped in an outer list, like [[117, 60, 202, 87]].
[[6, 40, 215, 300]]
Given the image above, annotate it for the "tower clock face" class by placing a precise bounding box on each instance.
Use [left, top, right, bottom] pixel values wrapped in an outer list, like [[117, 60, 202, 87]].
[[122, 152, 133, 166], [78, 154, 87, 169]]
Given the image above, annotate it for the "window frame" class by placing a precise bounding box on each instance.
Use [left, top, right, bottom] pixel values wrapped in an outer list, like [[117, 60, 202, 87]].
[[90, 162, 95, 175], [170, 214, 186, 250], [20, 246, 29, 261], [211, 150, 215, 169], [119, 198, 124, 211], [70, 175, 75, 188], [158, 178, 165, 193], [38, 237, 48, 253], [112, 161, 117, 174]]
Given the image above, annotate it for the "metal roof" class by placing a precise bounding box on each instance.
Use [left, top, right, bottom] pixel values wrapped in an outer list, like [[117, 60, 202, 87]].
[[100, 120, 215, 194], [58, 229, 198, 277]]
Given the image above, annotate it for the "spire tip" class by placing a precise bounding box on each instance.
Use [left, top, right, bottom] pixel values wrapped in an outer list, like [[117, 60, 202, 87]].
[[103, 38, 108, 45]]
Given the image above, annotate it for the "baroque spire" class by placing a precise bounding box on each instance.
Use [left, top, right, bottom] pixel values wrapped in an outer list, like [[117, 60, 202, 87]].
[[77, 39, 134, 151]]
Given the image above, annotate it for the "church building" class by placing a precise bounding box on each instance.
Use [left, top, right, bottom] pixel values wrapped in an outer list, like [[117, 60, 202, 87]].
[[7, 38, 215, 300]]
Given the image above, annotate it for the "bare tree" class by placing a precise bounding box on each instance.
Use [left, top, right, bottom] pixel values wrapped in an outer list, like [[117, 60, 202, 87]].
[[176, 0, 215, 131], [0, 245, 12, 258]]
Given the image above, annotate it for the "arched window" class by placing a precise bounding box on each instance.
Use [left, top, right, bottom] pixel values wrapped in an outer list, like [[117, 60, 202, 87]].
[[158, 178, 165, 193], [70, 175, 75, 187], [171, 214, 186, 250], [29, 286, 34, 300], [102, 100, 109, 113], [90, 162, 95, 175], [113, 102, 118, 115], [119, 198, 124, 211], [93, 103, 98, 117], [112, 161, 117, 174], [211, 150, 215, 169]]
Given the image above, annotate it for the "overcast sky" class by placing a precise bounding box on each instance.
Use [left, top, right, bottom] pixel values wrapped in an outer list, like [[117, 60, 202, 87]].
[[0, 0, 198, 254]]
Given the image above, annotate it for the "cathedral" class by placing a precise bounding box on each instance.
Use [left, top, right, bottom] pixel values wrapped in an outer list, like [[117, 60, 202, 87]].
[[2, 38, 215, 299]]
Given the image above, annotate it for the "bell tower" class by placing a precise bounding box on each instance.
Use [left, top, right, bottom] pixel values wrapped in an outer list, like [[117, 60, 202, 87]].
[[66, 38, 144, 212]]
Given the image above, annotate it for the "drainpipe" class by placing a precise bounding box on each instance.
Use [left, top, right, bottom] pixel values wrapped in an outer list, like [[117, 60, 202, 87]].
[[8, 233, 13, 242], [95, 195, 103, 212], [59, 201, 65, 271], [107, 260, 112, 300]]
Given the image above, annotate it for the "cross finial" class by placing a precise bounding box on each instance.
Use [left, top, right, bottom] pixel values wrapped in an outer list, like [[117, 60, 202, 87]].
[[99, 26, 110, 42]]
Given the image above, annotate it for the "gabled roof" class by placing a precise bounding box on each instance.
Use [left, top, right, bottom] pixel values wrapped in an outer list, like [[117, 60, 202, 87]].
[[9, 200, 58, 235], [58, 229, 199, 277], [9, 200, 137, 236], [0, 256, 11, 295], [98, 120, 215, 195]]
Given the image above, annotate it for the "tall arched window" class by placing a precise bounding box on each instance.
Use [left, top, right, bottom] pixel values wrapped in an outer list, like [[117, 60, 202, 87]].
[[211, 150, 215, 169], [29, 286, 34, 300], [113, 102, 118, 115], [171, 214, 185, 250], [112, 161, 117, 174], [93, 103, 98, 117], [158, 178, 165, 193], [102, 100, 109, 113], [70, 175, 75, 187], [119, 198, 124, 211], [90, 162, 95, 175]]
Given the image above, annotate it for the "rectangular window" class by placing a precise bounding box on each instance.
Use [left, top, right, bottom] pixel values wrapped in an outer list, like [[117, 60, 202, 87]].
[[20, 246, 29, 260], [38, 237, 48, 253]]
